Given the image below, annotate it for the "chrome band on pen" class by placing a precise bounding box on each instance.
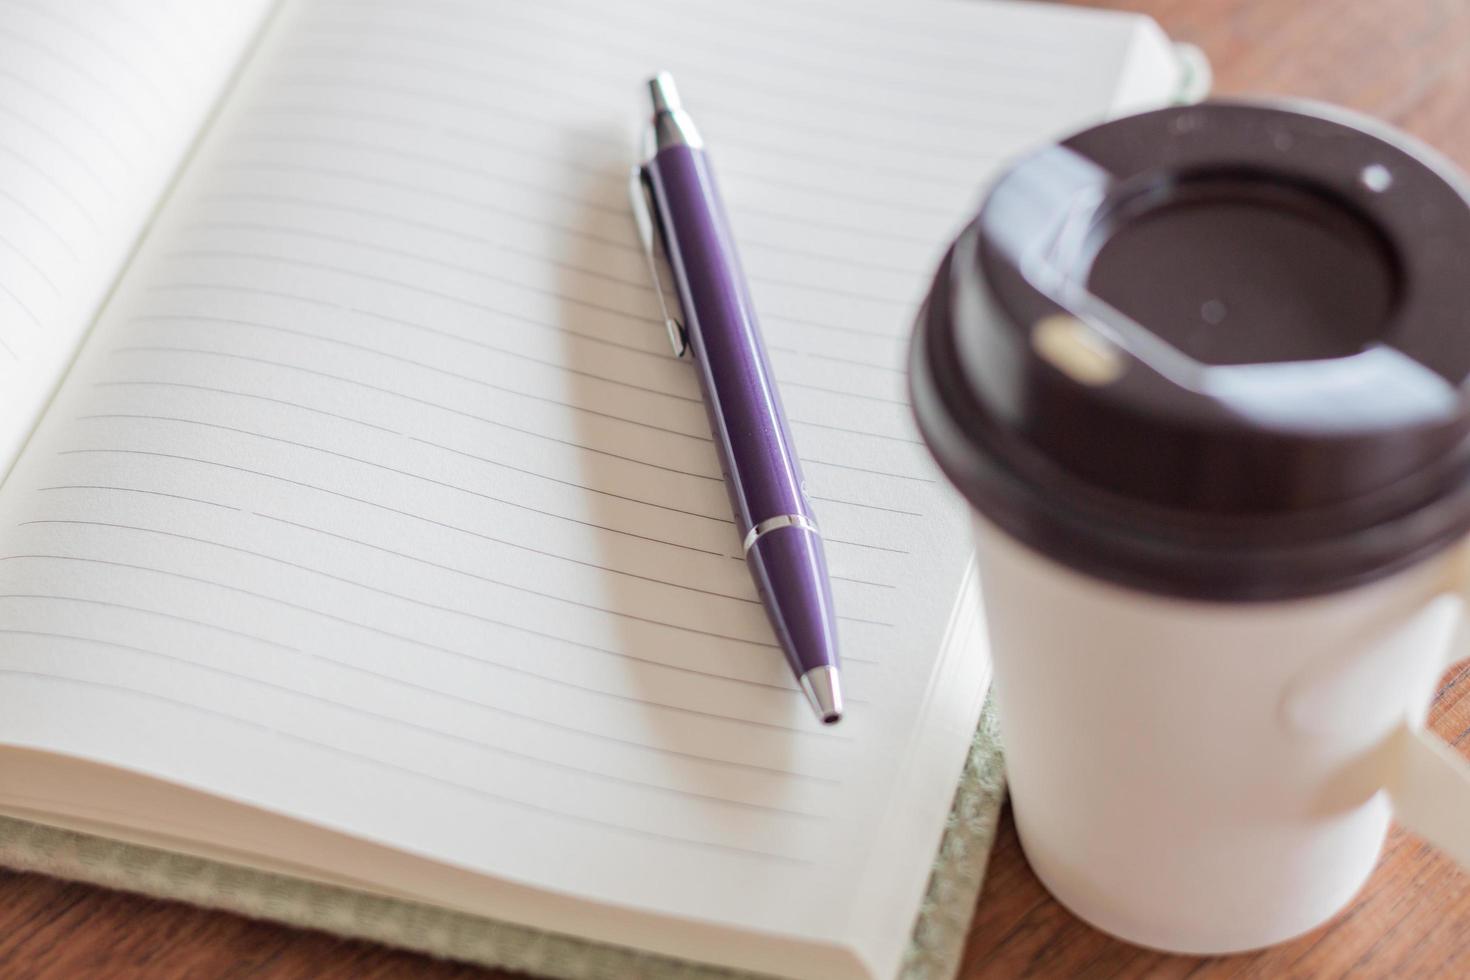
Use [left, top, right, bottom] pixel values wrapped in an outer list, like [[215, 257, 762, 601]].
[[742, 514, 820, 554]]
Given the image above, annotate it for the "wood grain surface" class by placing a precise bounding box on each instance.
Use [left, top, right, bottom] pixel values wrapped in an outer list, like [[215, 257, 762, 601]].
[[4, 0, 1470, 976]]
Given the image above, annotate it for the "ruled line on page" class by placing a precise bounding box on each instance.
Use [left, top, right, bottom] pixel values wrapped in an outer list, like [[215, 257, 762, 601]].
[[305, 0, 1067, 123], [153, 216, 917, 385], [0, 228, 62, 294], [223, 91, 970, 270], [164, 241, 666, 334], [124, 301, 916, 446], [185, 208, 919, 320], [7, 495, 868, 710], [0, 593, 297, 649], [0, 618, 827, 817], [207, 158, 655, 256], [615, 0, 1074, 60], [68, 415, 735, 556], [5, 550, 866, 765], [0, 142, 102, 225], [245, 81, 958, 227], [105, 346, 729, 483], [186, 210, 671, 298], [163, 212, 916, 376], [120, 318, 911, 464], [44, 444, 898, 644], [140, 274, 910, 389], [149, 242, 911, 376], [253, 509, 892, 601], [0, 101, 115, 192], [131, 307, 704, 405], [220, 112, 966, 238], [204, 166, 935, 281], [228, 124, 961, 229], [128, 310, 720, 443], [111, 329, 917, 472], [1, 580, 861, 763], [0, 280, 40, 328], [39, 482, 244, 511], [77, 390, 924, 537], [132, 316, 714, 444], [0, 666, 816, 863], [220, 119, 940, 255], [220, 147, 633, 233], [32, 473, 895, 632], [146, 277, 679, 365], [74, 2, 180, 56], [250, 511, 760, 606], [480, 0, 1083, 80], [0, 68, 133, 164], [222, 82, 954, 253], [0, 549, 854, 736], [92, 381, 729, 517], [195, 178, 917, 339], [151, 242, 683, 357], [825, 536, 909, 556], [261, 69, 986, 191], [0, 0, 184, 82], [134, 300, 709, 404], [102, 378, 405, 435], [273, 38, 1028, 175], [0, 25, 161, 135], [0, 539, 826, 704], [239, 94, 950, 213], [0, 186, 80, 257]]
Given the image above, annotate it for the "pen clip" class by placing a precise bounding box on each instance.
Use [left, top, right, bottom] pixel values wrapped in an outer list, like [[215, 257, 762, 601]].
[[629, 166, 689, 358]]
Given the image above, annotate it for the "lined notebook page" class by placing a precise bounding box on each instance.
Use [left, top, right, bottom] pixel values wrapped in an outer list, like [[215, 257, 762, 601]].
[[0, 0, 1169, 975], [0, 0, 271, 470]]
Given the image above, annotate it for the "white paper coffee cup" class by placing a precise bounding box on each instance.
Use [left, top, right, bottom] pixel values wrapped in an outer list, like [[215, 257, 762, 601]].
[[911, 100, 1470, 953]]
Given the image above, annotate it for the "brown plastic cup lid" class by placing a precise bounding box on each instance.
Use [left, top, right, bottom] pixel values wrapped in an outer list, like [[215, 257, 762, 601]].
[[910, 100, 1470, 601]]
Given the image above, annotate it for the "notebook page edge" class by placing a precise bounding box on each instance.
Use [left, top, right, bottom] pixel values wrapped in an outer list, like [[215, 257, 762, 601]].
[[844, 560, 991, 980], [0, 744, 867, 979]]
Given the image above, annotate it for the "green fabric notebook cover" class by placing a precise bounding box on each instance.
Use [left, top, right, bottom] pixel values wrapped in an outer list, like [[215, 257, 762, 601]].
[[0, 700, 1003, 980]]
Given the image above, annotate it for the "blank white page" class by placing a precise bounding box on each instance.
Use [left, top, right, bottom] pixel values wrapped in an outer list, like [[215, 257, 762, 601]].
[[0, 0, 271, 470], [0, 1, 1178, 976]]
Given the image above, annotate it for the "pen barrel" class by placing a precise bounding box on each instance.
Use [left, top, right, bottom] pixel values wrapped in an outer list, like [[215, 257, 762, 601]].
[[645, 145, 812, 532], [647, 142, 841, 681]]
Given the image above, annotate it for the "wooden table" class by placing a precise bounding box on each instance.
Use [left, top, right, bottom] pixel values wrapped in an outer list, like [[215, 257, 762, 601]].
[[5, 0, 1470, 976]]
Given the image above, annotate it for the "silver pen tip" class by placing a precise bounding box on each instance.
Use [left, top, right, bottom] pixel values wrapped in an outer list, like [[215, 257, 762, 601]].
[[799, 666, 843, 725], [648, 71, 681, 115]]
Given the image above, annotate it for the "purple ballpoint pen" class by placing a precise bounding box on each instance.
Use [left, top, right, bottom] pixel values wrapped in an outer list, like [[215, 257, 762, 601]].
[[630, 72, 842, 724]]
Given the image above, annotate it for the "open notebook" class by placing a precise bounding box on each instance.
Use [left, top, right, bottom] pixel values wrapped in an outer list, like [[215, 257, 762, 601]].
[[0, 1, 1196, 977]]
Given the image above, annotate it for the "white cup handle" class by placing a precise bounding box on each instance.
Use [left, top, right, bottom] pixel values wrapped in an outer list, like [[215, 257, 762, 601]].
[[1385, 597, 1470, 866], [1387, 725, 1470, 867]]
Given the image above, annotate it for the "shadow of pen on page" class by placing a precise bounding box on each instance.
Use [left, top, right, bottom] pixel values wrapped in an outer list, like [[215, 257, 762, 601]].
[[551, 139, 831, 822]]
